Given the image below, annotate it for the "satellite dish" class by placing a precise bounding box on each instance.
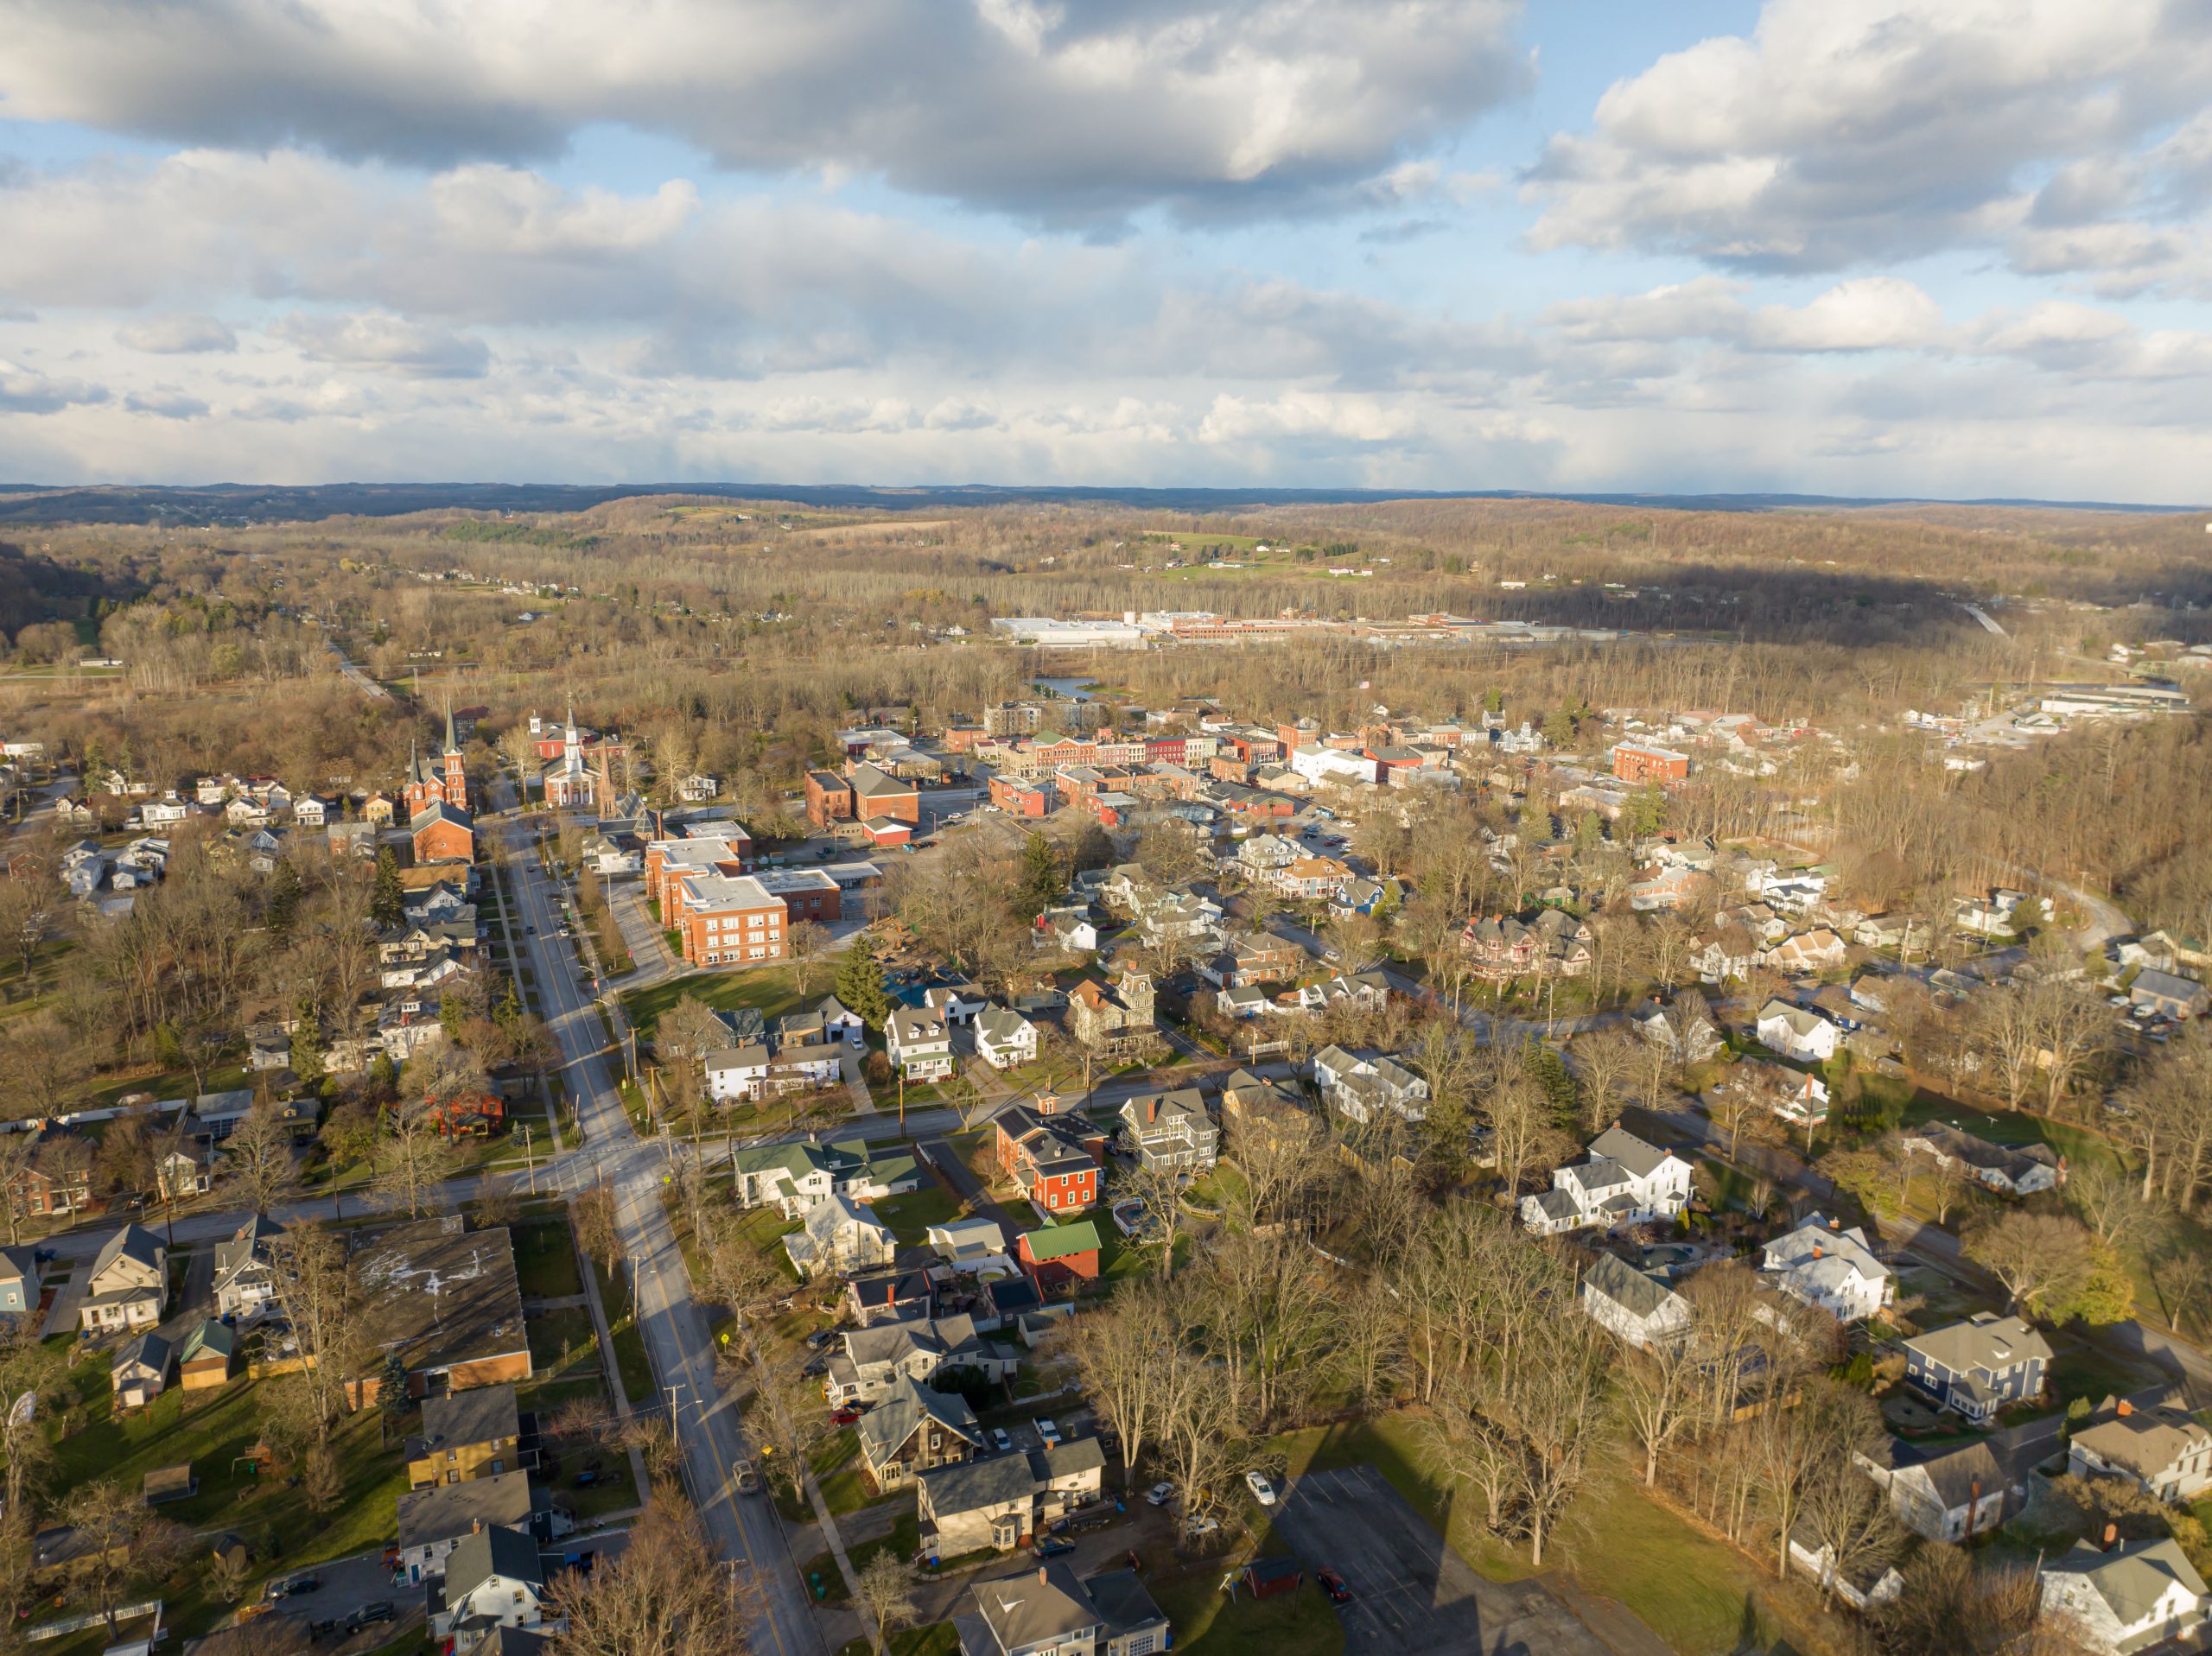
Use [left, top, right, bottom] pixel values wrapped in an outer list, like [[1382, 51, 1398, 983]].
[[8, 1391, 34, 1428]]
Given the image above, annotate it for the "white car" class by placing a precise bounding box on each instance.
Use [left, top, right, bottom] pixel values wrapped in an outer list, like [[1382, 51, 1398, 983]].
[[992, 1428, 1013, 1453], [1035, 1418, 1062, 1449], [1145, 1482, 1175, 1507], [1244, 1470, 1278, 1507]]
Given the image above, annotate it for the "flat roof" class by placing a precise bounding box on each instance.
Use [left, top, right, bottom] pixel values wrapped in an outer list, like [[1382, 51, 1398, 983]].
[[351, 1219, 529, 1381]]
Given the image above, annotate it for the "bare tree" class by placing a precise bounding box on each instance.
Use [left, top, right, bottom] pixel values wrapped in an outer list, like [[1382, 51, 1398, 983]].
[[372, 1095, 461, 1219], [1616, 1336, 1700, 1488], [1570, 1028, 1641, 1134], [853, 1550, 916, 1655], [1964, 1211, 2094, 1317], [572, 1183, 622, 1274], [547, 1494, 753, 1656], [1797, 1443, 1904, 1607], [268, 1223, 359, 1440], [2066, 1161, 2158, 1253], [62, 1479, 190, 1637], [1060, 1280, 1180, 1493], [1117, 1155, 1190, 1281], [218, 1099, 300, 1215], [785, 922, 830, 996]]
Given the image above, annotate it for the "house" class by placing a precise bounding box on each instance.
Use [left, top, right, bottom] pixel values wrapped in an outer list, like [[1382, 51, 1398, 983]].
[[1902, 1313, 2052, 1423], [919, 1437, 1107, 1557], [824, 1315, 1016, 1408], [994, 1103, 1107, 1216], [1853, 1436, 2018, 1542], [1613, 742, 1689, 784], [2069, 1393, 2212, 1501], [2039, 1538, 2208, 1656], [111, 1330, 171, 1409], [925, 982, 992, 1026], [1065, 968, 1157, 1057], [1580, 1253, 1691, 1350], [352, 1219, 531, 1405], [855, 1375, 983, 1492], [975, 1006, 1039, 1070], [1018, 1221, 1102, 1291], [887, 1005, 957, 1081], [1900, 1123, 2064, 1196], [847, 1267, 935, 1328], [213, 1216, 286, 1315], [729, 1139, 920, 1217], [1631, 992, 1724, 1062], [178, 1318, 235, 1391], [1690, 922, 1760, 985], [410, 801, 478, 865], [784, 1196, 899, 1278], [396, 1469, 533, 1584], [0, 1245, 35, 1315], [1727, 1059, 1832, 1127], [429, 1526, 550, 1640], [79, 1224, 168, 1332], [1461, 909, 1594, 980], [956, 1560, 1170, 1656], [1116, 1088, 1217, 1173], [2130, 968, 2209, 1021], [1756, 999, 1840, 1063], [1312, 1046, 1428, 1125], [1760, 1215, 1892, 1323], [1519, 1126, 1694, 1234], [406, 1384, 527, 1488], [1761, 929, 1847, 975], [928, 1216, 1015, 1279]]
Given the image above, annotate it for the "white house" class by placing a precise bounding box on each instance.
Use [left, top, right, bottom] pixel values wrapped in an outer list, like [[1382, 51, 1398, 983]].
[[887, 1005, 956, 1081], [1520, 1126, 1694, 1234], [430, 1528, 552, 1640], [1312, 1045, 1428, 1124], [1760, 1215, 1892, 1323], [1580, 1253, 1692, 1350], [704, 1043, 772, 1103], [2040, 1539, 2208, 1656], [729, 1140, 921, 1218], [1853, 1437, 2016, 1543], [2068, 1394, 2212, 1502], [1756, 999, 1840, 1063], [924, 983, 990, 1027], [974, 1006, 1039, 1070], [783, 1196, 897, 1278]]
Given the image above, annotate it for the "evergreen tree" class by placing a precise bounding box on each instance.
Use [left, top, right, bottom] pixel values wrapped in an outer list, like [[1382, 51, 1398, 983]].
[[367, 1052, 399, 1102], [371, 847, 404, 928], [290, 996, 325, 1088], [378, 1349, 410, 1443], [1016, 831, 1063, 919], [834, 944, 892, 1029], [267, 858, 303, 937]]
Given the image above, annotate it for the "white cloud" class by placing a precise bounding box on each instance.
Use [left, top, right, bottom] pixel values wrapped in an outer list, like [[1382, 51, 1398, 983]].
[[116, 312, 236, 353], [1525, 0, 2212, 287], [0, 359, 107, 413], [1744, 278, 1944, 352], [267, 312, 490, 378], [124, 388, 210, 418], [0, 0, 1529, 225]]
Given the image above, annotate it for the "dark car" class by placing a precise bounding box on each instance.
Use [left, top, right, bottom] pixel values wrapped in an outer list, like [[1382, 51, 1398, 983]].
[[801, 1356, 829, 1378], [804, 1329, 837, 1350], [1318, 1569, 1352, 1604], [344, 1602, 395, 1634], [1033, 1538, 1076, 1558], [307, 1619, 338, 1640]]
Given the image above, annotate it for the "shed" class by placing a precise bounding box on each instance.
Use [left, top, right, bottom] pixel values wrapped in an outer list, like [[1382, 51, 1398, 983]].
[[1240, 1557, 1305, 1600], [143, 1462, 198, 1504], [179, 1319, 236, 1391]]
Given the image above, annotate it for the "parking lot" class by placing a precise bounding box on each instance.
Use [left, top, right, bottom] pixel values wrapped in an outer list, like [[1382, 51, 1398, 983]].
[[1268, 1465, 1616, 1656]]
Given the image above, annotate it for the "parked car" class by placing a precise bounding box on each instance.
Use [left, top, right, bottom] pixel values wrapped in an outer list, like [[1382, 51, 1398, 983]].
[[308, 1618, 339, 1640], [1318, 1568, 1352, 1603], [801, 1355, 830, 1378], [1244, 1470, 1278, 1506], [1033, 1538, 1076, 1558], [573, 1469, 603, 1488], [735, 1461, 761, 1494], [992, 1428, 1013, 1453], [265, 1573, 321, 1600], [1184, 1513, 1219, 1537], [831, 1407, 863, 1426], [1145, 1482, 1174, 1507], [345, 1603, 395, 1634], [1035, 1418, 1062, 1449], [804, 1329, 838, 1349]]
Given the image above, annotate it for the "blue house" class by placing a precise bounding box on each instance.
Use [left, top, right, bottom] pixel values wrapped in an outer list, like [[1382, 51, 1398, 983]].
[[1903, 1313, 2053, 1424], [0, 1246, 34, 1315]]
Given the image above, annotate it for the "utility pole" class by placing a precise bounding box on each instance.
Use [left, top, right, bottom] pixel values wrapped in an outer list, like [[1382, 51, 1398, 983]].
[[521, 1123, 536, 1195], [667, 1382, 682, 1456]]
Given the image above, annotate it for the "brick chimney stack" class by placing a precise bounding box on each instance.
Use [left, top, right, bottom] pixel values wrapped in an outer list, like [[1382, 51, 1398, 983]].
[[2119, 1398, 2133, 1417]]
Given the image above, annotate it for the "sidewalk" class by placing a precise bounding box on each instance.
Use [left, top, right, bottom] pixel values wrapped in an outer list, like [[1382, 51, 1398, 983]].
[[573, 1221, 653, 1498]]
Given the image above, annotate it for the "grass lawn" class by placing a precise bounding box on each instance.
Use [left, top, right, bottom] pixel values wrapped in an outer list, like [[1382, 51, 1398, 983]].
[[514, 1217, 583, 1298], [1895, 1095, 2123, 1176], [620, 962, 810, 1041], [836, 1625, 959, 1656], [1275, 1413, 1827, 1656], [1145, 1566, 1345, 1656], [1000, 1199, 1043, 1231], [48, 1374, 408, 1577], [594, 1259, 656, 1406], [527, 1306, 598, 1374], [2046, 1341, 2159, 1411], [871, 1186, 963, 1245], [802, 1510, 921, 1603]]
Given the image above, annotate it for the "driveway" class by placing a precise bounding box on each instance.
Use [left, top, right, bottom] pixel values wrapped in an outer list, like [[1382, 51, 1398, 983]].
[[252, 1546, 404, 1632], [1268, 1465, 1619, 1656]]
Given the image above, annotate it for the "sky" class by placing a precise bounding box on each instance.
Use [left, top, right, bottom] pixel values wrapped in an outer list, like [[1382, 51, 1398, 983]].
[[1, 0, 2209, 501]]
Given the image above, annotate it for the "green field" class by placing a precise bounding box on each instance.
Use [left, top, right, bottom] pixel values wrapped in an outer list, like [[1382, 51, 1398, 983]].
[[513, 1216, 584, 1298], [871, 1185, 963, 1244], [620, 962, 812, 1041]]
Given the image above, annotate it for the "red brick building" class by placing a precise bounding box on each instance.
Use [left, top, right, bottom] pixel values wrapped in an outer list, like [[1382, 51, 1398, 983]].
[[671, 872, 785, 966], [645, 834, 753, 911], [849, 763, 918, 823], [403, 705, 472, 817], [804, 770, 856, 830], [1612, 742, 1691, 785], [988, 775, 1056, 817], [753, 867, 842, 924], [410, 802, 476, 865], [424, 1093, 507, 1138]]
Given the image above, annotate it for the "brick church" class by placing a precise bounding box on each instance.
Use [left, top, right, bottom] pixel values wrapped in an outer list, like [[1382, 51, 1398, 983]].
[[404, 703, 471, 817]]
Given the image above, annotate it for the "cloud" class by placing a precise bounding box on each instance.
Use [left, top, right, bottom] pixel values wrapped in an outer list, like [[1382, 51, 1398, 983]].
[[124, 388, 209, 418], [117, 312, 237, 353], [268, 312, 490, 378], [1744, 278, 1944, 352], [0, 0, 1529, 225], [0, 360, 108, 412], [1524, 0, 2212, 285]]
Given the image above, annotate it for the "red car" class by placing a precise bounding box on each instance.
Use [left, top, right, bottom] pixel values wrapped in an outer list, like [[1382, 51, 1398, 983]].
[[831, 1406, 863, 1425], [1317, 1569, 1352, 1604]]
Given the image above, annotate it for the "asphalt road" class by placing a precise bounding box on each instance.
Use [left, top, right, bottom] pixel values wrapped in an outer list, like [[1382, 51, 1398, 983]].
[[1269, 1464, 1618, 1656]]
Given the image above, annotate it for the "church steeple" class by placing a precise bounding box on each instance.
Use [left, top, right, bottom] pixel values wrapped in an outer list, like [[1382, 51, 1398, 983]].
[[443, 696, 460, 756], [407, 740, 424, 786]]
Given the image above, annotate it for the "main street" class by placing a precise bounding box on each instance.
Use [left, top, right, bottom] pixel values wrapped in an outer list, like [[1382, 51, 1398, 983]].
[[486, 779, 827, 1656]]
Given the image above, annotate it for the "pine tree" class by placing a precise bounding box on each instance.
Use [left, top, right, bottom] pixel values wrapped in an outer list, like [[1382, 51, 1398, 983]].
[[835, 944, 891, 1029], [1016, 831, 1063, 919], [378, 1349, 410, 1442], [290, 996, 325, 1088], [371, 847, 404, 928], [267, 858, 303, 937]]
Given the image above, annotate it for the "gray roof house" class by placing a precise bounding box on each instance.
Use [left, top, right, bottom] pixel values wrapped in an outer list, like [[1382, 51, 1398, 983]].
[[2040, 1537, 2208, 1656], [79, 1223, 167, 1333], [1580, 1253, 1691, 1350], [213, 1214, 285, 1318], [920, 1437, 1107, 1558], [1759, 1215, 1893, 1323], [1902, 1312, 2052, 1424], [111, 1329, 171, 1409], [0, 1245, 35, 1316], [1116, 1088, 1218, 1173], [1900, 1123, 2064, 1196], [855, 1374, 984, 1491], [396, 1469, 534, 1583], [1853, 1436, 2021, 1542], [430, 1526, 549, 1641], [2069, 1392, 2212, 1503], [956, 1560, 1172, 1656]]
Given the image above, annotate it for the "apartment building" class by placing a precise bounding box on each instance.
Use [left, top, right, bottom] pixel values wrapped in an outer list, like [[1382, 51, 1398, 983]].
[[671, 872, 785, 965]]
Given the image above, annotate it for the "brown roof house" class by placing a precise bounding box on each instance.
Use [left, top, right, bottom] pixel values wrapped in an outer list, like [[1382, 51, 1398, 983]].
[[855, 1375, 984, 1493]]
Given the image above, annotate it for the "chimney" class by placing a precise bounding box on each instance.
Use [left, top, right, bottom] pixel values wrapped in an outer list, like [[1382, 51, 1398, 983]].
[[1965, 1477, 1981, 1539], [1828, 1216, 1840, 1231], [2118, 1398, 2133, 1417], [473, 1518, 483, 1533], [2103, 1522, 2120, 1551], [1812, 1245, 1821, 1259], [1147, 1098, 1159, 1124], [1039, 1565, 1050, 1584]]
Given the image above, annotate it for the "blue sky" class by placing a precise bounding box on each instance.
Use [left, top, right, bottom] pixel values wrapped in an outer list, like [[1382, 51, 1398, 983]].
[[0, 0, 2207, 500]]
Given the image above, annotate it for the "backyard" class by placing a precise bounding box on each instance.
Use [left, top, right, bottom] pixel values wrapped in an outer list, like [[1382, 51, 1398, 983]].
[[620, 961, 813, 1041]]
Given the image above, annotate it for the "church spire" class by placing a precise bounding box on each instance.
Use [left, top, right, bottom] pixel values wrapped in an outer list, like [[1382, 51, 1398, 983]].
[[407, 739, 423, 786], [444, 696, 459, 755]]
